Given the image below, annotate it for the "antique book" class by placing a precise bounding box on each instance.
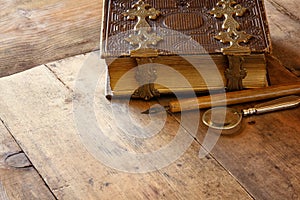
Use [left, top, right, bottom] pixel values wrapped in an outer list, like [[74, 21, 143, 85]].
[[101, 0, 271, 100]]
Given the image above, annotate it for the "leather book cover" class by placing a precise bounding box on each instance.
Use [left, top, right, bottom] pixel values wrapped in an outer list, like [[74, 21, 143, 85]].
[[101, 0, 271, 57]]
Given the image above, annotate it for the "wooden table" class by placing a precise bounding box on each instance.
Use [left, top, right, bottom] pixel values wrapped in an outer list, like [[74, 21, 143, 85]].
[[0, 0, 299, 199]]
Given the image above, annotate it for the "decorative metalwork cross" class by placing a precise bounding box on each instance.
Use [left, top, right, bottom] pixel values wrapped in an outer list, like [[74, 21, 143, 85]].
[[123, 0, 162, 51], [122, 0, 162, 99], [123, 0, 161, 30], [210, 0, 252, 55]]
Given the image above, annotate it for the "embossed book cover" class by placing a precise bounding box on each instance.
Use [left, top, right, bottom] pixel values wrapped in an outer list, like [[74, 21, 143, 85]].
[[101, 0, 271, 99]]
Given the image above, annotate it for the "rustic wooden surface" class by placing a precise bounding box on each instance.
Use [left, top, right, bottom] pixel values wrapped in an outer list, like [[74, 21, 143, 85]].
[[0, 0, 299, 78], [0, 54, 251, 199], [266, 0, 300, 76], [0, 0, 101, 78], [157, 55, 300, 199], [0, 0, 299, 199], [0, 119, 55, 199], [0, 50, 298, 199]]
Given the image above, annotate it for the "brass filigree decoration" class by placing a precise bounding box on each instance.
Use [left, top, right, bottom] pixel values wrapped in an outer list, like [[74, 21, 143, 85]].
[[210, 0, 253, 91], [132, 58, 160, 100], [123, 0, 162, 57], [210, 0, 252, 55], [225, 56, 247, 90], [123, 0, 162, 99]]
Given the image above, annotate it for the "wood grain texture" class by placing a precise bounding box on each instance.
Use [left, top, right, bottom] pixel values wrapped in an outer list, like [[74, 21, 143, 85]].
[[265, 0, 300, 76], [0, 53, 251, 199], [0, 0, 101, 78], [196, 107, 300, 199], [266, 54, 300, 84], [0, 181, 9, 200], [0, 0, 299, 79], [158, 56, 300, 199], [0, 119, 55, 200]]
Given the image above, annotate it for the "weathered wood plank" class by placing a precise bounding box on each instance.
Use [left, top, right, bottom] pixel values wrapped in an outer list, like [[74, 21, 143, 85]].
[[266, 54, 299, 84], [0, 0, 101, 78], [0, 181, 9, 200], [196, 108, 300, 199], [197, 110, 300, 199], [1, 0, 299, 79], [0, 119, 56, 199], [0, 53, 251, 199], [265, 0, 300, 76], [157, 56, 300, 199]]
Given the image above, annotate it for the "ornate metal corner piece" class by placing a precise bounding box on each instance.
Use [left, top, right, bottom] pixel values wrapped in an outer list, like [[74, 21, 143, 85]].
[[122, 0, 162, 99], [225, 56, 247, 90], [210, 0, 253, 91], [123, 0, 162, 56], [132, 58, 160, 100], [210, 0, 252, 55]]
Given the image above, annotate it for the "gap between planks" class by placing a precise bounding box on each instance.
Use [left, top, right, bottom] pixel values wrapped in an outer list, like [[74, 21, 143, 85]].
[[43, 52, 252, 196], [0, 116, 57, 199], [0, 52, 252, 199]]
